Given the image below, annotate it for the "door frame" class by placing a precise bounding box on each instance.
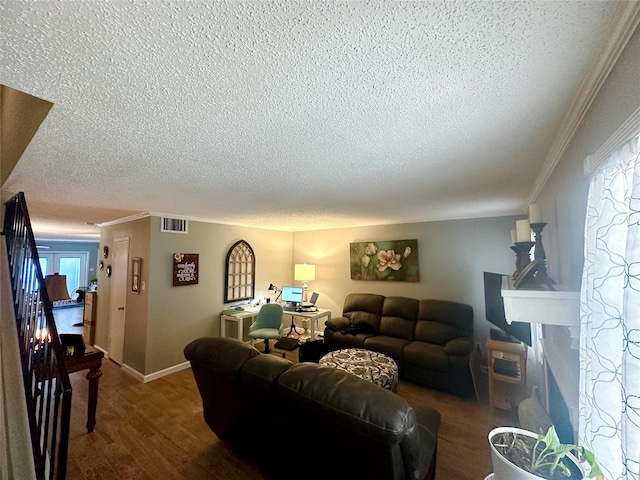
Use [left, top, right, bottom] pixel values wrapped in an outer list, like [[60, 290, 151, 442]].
[[108, 237, 129, 365]]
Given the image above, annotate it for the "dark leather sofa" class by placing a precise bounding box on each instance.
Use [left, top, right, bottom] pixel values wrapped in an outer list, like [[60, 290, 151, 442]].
[[324, 294, 474, 397], [184, 336, 440, 480]]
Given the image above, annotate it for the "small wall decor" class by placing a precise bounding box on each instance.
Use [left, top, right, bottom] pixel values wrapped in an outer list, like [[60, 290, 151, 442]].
[[173, 253, 199, 286], [99, 260, 104, 271], [105, 265, 112, 278], [350, 239, 419, 282], [103, 246, 109, 258], [131, 257, 141, 294]]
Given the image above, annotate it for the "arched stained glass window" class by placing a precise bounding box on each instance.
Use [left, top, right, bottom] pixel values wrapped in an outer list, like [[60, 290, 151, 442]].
[[224, 240, 255, 302]]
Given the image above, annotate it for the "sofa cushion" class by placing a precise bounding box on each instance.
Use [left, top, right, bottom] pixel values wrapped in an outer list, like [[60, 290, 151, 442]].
[[379, 296, 419, 341], [325, 329, 373, 349], [278, 363, 413, 444], [241, 354, 292, 392], [342, 293, 385, 331], [278, 363, 435, 480], [415, 300, 473, 345], [363, 335, 409, 367], [184, 336, 260, 378], [403, 342, 449, 372]]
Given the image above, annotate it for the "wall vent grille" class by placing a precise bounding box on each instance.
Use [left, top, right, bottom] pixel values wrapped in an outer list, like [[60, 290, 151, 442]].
[[161, 217, 188, 234]]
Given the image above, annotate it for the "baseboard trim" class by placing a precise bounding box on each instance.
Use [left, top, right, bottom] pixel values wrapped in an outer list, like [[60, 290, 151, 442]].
[[92, 344, 108, 357], [91, 344, 191, 383], [121, 361, 191, 383]]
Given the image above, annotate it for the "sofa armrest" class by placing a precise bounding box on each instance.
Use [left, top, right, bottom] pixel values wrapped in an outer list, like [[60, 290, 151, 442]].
[[325, 316, 350, 331], [444, 337, 473, 356], [401, 405, 440, 480]]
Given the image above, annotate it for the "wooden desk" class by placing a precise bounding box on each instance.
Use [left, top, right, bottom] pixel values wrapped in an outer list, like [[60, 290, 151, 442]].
[[220, 307, 332, 343], [64, 348, 104, 433]]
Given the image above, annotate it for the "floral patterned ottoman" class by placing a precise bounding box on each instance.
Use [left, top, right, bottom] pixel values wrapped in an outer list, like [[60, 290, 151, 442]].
[[319, 348, 398, 392]]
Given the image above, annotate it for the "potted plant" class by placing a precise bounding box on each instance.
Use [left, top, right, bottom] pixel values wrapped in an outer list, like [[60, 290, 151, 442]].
[[488, 426, 602, 480]]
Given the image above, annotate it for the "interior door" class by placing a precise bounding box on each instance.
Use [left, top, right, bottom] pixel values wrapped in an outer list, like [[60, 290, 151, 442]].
[[108, 237, 129, 365]]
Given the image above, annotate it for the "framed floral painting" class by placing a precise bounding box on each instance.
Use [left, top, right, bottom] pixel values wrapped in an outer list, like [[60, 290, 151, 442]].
[[350, 239, 419, 282]]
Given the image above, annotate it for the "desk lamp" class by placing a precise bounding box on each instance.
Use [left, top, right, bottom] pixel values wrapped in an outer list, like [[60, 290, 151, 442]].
[[268, 283, 282, 302], [294, 263, 316, 302]]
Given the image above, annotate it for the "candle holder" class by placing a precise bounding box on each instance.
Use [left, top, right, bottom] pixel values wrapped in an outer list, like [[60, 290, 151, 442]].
[[511, 241, 534, 279], [529, 222, 555, 287]]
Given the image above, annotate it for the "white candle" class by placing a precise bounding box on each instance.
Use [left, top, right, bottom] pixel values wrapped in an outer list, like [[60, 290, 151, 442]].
[[516, 219, 531, 242], [511, 229, 517, 244], [529, 204, 542, 224]]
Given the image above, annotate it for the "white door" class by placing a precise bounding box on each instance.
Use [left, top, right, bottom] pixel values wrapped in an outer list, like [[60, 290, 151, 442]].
[[108, 238, 129, 365]]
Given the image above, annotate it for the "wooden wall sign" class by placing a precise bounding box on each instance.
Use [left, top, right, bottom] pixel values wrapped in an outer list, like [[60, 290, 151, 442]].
[[173, 253, 199, 286]]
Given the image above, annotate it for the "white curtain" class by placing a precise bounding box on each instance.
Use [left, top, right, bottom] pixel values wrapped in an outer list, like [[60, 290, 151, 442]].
[[580, 133, 640, 480]]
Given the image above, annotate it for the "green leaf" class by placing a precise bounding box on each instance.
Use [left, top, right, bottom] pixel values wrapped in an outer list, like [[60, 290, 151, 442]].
[[579, 448, 603, 478], [539, 425, 562, 450]]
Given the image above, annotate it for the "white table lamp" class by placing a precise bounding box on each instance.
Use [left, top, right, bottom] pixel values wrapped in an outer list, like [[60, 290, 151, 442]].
[[294, 263, 316, 302]]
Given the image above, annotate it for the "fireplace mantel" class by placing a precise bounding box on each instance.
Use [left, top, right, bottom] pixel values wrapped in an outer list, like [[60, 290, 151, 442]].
[[501, 277, 580, 340]]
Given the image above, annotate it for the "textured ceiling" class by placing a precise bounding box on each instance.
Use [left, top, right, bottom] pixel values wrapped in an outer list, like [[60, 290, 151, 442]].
[[0, 1, 627, 239]]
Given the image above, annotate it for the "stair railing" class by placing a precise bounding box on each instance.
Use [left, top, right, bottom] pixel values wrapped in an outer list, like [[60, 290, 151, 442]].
[[3, 192, 72, 480]]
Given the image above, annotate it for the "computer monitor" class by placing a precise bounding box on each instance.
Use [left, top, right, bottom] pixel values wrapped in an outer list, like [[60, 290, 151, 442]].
[[281, 286, 303, 305]]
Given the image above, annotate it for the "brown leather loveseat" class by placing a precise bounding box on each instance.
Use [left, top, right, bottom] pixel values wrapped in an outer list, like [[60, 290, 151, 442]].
[[324, 294, 474, 397], [184, 336, 440, 480]]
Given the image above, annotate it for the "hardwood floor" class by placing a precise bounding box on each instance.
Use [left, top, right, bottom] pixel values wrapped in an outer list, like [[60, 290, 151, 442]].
[[65, 340, 516, 480]]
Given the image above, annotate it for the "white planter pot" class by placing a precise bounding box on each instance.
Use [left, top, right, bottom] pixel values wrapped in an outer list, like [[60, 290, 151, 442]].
[[488, 427, 585, 480]]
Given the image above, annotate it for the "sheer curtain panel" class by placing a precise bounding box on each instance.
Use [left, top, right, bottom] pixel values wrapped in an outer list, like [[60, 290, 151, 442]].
[[580, 133, 640, 479]]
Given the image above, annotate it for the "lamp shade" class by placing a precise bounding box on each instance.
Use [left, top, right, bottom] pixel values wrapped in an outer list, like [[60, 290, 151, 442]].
[[294, 263, 316, 282], [44, 273, 71, 302]]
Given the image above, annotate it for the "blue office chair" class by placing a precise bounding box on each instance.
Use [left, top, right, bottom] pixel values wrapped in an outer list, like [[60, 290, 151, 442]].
[[248, 304, 284, 354]]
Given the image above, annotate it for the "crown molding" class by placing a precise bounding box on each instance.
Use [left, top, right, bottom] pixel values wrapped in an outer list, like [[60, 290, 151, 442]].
[[97, 211, 151, 227], [583, 106, 640, 175], [526, 1, 640, 207]]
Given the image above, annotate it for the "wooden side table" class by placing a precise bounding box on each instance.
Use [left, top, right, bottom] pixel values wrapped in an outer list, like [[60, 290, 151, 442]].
[[64, 348, 104, 432], [486, 336, 526, 413]]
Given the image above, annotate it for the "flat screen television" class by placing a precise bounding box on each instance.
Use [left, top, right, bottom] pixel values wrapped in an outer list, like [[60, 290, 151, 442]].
[[281, 286, 303, 305], [483, 271, 532, 346]]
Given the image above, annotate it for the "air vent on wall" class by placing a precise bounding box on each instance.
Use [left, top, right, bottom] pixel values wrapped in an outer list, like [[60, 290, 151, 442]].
[[161, 217, 188, 234]]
